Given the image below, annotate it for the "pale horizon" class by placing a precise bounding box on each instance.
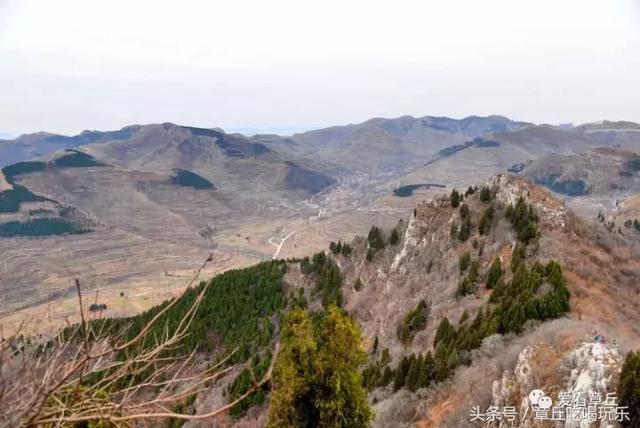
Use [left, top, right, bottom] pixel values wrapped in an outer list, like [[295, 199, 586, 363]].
[[0, 113, 616, 140], [1, 0, 639, 136]]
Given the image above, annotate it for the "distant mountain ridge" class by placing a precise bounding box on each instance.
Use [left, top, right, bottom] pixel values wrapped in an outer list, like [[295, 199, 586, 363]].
[[263, 114, 532, 173], [4, 115, 640, 224], [0, 115, 532, 171], [5, 115, 640, 170]]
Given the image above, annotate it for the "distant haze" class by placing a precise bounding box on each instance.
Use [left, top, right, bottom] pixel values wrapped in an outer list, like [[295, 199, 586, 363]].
[[1, 0, 639, 136]]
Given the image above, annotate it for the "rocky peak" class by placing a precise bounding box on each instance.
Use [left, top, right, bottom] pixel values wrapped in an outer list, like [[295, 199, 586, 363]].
[[488, 173, 569, 229], [492, 340, 622, 428]]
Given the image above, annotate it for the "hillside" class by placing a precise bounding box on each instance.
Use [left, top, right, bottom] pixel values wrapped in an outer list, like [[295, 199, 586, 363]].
[[0, 127, 137, 168], [3, 116, 640, 353], [393, 123, 640, 203], [4, 176, 638, 427], [223, 175, 640, 427], [339, 175, 640, 426], [516, 147, 640, 220], [256, 115, 531, 174], [0, 116, 531, 331], [0, 124, 340, 322]]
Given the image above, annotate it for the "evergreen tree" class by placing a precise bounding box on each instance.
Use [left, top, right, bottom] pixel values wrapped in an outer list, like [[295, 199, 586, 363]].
[[456, 258, 479, 298], [450, 189, 461, 208], [381, 366, 394, 386], [398, 323, 411, 345], [458, 216, 472, 242], [300, 257, 312, 274], [315, 259, 343, 308], [398, 300, 429, 344], [434, 340, 458, 382], [380, 348, 391, 366], [354, 277, 364, 291], [486, 257, 502, 289], [340, 243, 352, 256], [389, 228, 400, 245], [267, 307, 373, 427], [366, 248, 375, 262], [393, 356, 410, 391], [468, 259, 480, 284], [508, 197, 539, 244], [460, 203, 470, 219], [362, 363, 382, 391], [459, 251, 471, 273], [389, 256, 571, 394], [311, 251, 327, 272], [478, 205, 495, 235], [433, 317, 456, 348], [505, 203, 514, 219], [511, 243, 526, 273], [420, 351, 435, 387], [479, 186, 492, 202], [459, 310, 470, 325], [619, 350, 640, 427], [368, 226, 385, 250], [455, 277, 473, 297], [266, 309, 318, 427], [314, 307, 374, 427], [406, 354, 423, 392]]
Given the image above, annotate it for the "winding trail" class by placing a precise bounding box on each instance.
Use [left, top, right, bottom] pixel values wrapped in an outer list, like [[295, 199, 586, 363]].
[[268, 230, 296, 259]]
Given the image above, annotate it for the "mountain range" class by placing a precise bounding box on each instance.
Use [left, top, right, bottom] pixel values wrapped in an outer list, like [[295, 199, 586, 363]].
[[4, 172, 640, 427], [2, 114, 640, 426], [2, 114, 640, 330]]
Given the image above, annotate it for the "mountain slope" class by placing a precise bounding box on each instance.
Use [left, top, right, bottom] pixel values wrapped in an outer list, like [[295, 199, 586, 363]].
[[253, 115, 531, 174], [519, 147, 640, 196], [79, 123, 336, 196], [315, 175, 640, 426], [393, 122, 640, 198], [514, 147, 640, 220], [8, 175, 638, 427], [0, 127, 137, 168], [0, 125, 336, 321]]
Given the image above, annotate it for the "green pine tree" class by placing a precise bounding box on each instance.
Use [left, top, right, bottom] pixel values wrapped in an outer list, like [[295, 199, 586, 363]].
[[459, 251, 471, 273], [450, 189, 461, 208], [619, 350, 640, 427], [267, 307, 373, 427], [486, 257, 503, 289]]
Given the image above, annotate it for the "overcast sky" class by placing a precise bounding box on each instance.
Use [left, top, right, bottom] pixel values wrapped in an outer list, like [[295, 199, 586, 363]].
[[1, 0, 639, 136]]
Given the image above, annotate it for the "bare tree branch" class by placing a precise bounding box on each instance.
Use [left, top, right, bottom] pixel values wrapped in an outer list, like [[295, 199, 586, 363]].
[[0, 254, 274, 427]]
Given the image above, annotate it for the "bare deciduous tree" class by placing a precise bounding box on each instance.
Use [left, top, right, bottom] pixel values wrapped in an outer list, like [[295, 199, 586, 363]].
[[0, 255, 277, 427]]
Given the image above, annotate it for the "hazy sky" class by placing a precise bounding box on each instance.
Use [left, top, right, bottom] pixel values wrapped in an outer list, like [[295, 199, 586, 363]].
[[1, 0, 639, 136]]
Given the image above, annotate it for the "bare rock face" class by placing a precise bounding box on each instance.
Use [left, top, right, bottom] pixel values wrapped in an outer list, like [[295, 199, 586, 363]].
[[489, 173, 569, 229], [563, 343, 622, 428], [492, 345, 538, 428], [491, 341, 623, 428], [390, 212, 420, 274]]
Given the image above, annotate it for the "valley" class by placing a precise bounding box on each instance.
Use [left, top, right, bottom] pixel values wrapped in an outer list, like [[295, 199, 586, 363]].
[[3, 119, 640, 426], [6, 172, 639, 427], [2, 116, 640, 340], [4, 3, 640, 426]]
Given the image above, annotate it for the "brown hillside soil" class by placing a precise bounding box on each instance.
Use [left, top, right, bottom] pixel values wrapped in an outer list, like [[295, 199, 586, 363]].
[[410, 178, 640, 427], [416, 389, 467, 428]]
